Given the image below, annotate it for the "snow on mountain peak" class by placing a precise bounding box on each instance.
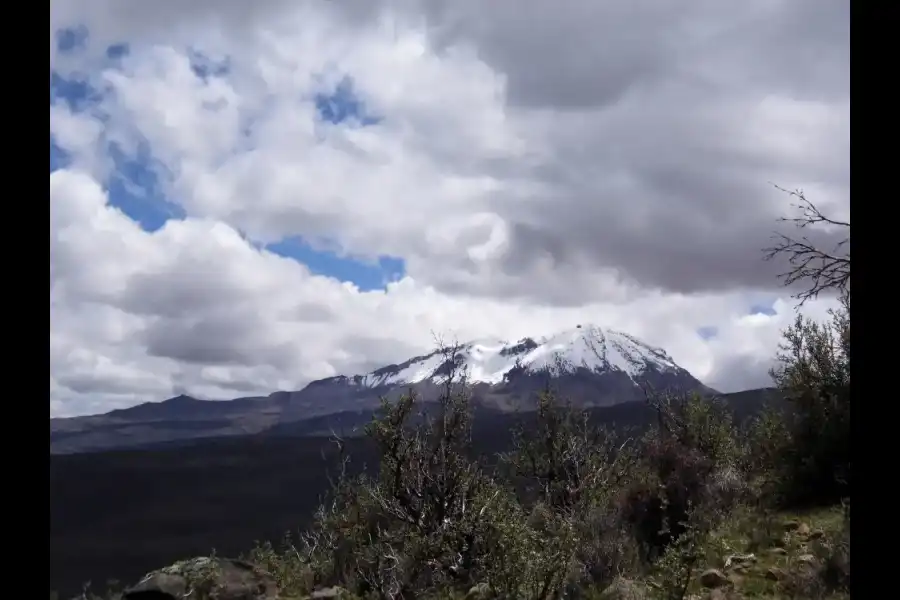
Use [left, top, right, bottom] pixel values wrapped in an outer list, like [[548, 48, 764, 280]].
[[356, 324, 680, 388]]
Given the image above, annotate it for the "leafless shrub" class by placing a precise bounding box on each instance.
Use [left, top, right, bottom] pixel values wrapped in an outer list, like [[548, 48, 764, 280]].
[[763, 185, 849, 305]]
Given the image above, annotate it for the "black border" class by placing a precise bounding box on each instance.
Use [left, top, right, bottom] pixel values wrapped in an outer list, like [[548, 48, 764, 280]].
[[850, 0, 884, 596]]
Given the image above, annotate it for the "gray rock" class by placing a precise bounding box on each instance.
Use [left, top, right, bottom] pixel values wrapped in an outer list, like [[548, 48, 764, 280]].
[[465, 582, 495, 599], [310, 587, 350, 599], [123, 557, 278, 600], [723, 553, 756, 569], [699, 569, 729, 589]]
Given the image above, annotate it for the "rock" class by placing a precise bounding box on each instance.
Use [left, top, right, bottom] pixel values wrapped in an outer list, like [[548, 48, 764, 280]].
[[765, 567, 787, 581], [723, 553, 756, 569], [795, 523, 811, 536], [699, 569, 729, 589], [808, 529, 826, 540], [465, 583, 494, 600], [598, 577, 646, 600], [123, 557, 278, 600], [783, 520, 801, 531], [796, 554, 817, 565], [769, 547, 787, 555], [310, 587, 350, 599]]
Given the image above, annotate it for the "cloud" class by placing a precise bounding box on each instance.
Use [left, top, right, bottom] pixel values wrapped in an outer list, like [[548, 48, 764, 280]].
[[50, 0, 848, 417]]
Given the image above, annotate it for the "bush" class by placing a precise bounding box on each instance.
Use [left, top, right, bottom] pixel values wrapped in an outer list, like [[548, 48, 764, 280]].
[[503, 389, 643, 592], [741, 405, 791, 499], [621, 392, 744, 564], [503, 390, 636, 514], [251, 348, 604, 599], [759, 188, 851, 509], [300, 381, 503, 596], [759, 292, 851, 508]]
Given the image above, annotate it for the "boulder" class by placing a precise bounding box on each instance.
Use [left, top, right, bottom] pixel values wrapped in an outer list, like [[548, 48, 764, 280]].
[[123, 557, 278, 600], [723, 553, 756, 569], [699, 569, 729, 589]]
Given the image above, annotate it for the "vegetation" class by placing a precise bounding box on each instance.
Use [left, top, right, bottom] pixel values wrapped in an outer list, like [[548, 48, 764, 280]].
[[69, 188, 850, 599]]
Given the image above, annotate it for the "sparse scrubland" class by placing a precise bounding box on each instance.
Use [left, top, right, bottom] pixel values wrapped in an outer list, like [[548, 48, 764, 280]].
[[70, 191, 850, 599]]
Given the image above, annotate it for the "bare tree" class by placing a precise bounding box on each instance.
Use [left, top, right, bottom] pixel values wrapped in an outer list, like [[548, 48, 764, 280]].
[[763, 185, 850, 305], [757, 188, 852, 508]]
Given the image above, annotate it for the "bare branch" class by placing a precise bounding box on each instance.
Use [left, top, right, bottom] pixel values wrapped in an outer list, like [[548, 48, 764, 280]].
[[323, 429, 350, 493], [763, 186, 850, 305]]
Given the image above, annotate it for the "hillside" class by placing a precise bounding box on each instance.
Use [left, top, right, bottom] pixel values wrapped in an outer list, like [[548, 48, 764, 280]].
[[49, 388, 778, 598]]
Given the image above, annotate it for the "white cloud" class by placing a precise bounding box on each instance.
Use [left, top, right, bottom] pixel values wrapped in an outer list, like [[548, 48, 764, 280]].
[[49, 0, 848, 416]]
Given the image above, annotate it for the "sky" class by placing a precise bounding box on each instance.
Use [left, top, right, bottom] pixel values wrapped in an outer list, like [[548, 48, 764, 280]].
[[49, 0, 850, 418]]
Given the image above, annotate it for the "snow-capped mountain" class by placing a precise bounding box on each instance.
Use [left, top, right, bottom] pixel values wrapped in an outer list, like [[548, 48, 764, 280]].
[[346, 325, 683, 389], [50, 324, 714, 454]]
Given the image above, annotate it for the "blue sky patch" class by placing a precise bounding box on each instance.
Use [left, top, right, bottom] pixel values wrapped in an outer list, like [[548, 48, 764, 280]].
[[56, 26, 89, 54], [188, 49, 231, 81], [697, 326, 718, 341], [267, 237, 405, 291], [106, 42, 130, 61], [50, 136, 70, 173], [314, 76, 381, 126], [49, 72, 105, 112], [106, 141, 184, 232], [748, 302, 777, 316]]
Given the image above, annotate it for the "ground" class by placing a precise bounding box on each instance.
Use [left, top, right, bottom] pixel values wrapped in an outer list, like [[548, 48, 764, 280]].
[[666, 506, 850, 600]]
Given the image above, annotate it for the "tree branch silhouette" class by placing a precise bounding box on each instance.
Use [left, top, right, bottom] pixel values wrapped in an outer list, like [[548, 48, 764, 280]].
[[763, 185, 850, 305]]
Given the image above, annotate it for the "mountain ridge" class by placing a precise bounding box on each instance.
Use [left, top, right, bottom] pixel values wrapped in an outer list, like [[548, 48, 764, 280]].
[[50, 324, 716, 454]]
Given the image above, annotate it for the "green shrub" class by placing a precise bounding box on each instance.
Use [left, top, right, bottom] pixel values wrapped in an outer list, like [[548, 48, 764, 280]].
[[255, 347, 595, 599], [760, 293, 851, 508], [503, 389, 642, 592], [760, 188, 851, 509], [621, 392, 743, 563]]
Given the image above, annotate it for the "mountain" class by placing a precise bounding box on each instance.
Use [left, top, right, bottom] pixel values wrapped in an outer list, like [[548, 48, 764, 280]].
[[50, 324, 714, 454]]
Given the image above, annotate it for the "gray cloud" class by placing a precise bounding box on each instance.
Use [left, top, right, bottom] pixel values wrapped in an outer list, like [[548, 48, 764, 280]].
[[707, 353, 778, 394], [399, 0, 851, 299], [142, 316, 260, 366]]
